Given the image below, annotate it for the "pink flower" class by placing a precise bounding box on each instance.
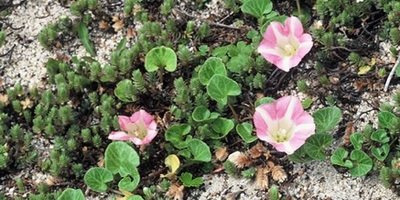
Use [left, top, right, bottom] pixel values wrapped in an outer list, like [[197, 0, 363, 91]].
[[257, 16, 313, 72], [253, 96, 315, 155], [109, 110, 157, 145]]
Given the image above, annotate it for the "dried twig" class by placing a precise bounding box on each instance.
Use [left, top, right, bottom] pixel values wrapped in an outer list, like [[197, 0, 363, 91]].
[[173, 8, 240, 30], [384, 54, 400, 92]]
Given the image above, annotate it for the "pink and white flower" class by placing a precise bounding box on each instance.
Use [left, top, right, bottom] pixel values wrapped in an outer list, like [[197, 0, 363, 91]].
[[109, 110, 157, 145], [253, 96, 315, 154], [257, 16, 313, 72]]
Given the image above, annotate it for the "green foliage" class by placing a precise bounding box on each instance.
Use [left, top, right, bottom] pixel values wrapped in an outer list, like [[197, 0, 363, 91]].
[[0, 31, 6, 47], [73, 22, 96, 57], [179, 172, 203, 187]]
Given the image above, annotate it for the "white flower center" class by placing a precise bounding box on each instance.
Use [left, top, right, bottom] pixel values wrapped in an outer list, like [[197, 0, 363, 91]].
[[283, 44, 296, 57], [275, 128, 290, 142]]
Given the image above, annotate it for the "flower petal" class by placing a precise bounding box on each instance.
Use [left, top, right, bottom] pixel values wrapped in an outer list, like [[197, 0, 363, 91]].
[[286, 16, 304, 38], [264, 21, 288, 46], [118, 116, 131, 130], [108, 131, 132, 141]]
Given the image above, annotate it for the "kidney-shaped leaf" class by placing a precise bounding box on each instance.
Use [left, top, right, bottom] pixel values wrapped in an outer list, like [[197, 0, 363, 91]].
[[192, 106, 211, 122], [304, 133, 333, 160], [188, 139, 211, 162], [372, 144, 389, 161], [330, 147, 353, 168], [378, 111, 396, 129], [58, 188, 85, 200], [241, 0, 273, 18], [114, 79, 137, 102], [207, 74, 241, 105], [165, 124, 192, 149], [118, 168, 140, 192], [84, 167, 113, 192], [312, 107, 341, 134], [105, 141, 140, 177], [349, 149, 373, 177], [145, 46, 177, 72], [236, 122, 258, 144], [198, 57, 226, 85], [211, 118, 234, 139]]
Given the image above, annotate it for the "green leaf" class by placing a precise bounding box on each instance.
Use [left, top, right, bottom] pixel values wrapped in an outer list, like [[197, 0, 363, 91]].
[[118, 168, 140, 191], [304, 133, 333, 160], [377, 111, 396, 129], [144, 46, 177, 72], [207, 74, 241, 105], [312, 107, 342, 134], [114, 79, 137, 102], [241, 0, 273, 18], [288, 145, 313, 163], [165, 124, 192, 149], [241, 167, 256, 179], [211, 118, 234, 139], [349, 149, 373, 177], [198, 57, 227, 85], [372, 144, 390, 161], [350, 133, 363, 150], [301, 98, 313, 109], [236, 122, 258, 143], [84, 167, 113, 192], [187, 139, 211, 162], [370, 129, 390, 143], [115, 38, 127, 54], [73, 22, 96, 57], [179, 172, 203, 187], [192, 106, 211, 122], [226, 54, 249, 73], [330, 147, 353, 168], [105, 141, 140, 177], [255, 97, 275, 107], [58, 188, 85, 200]]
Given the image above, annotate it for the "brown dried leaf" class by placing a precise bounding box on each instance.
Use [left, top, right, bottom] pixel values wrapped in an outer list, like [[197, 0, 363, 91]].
[[248, 147, 262, 159], [97, 156, 104, 167], [271, 165, 287, 183], [235, 153, 252, 168], [167, 184, 184, 200], [99, 20, 109, 30], [255, 166, 268, 190], [343, 122, 355, 146], [263, 150, 271, 160], [215, 146, 228, 161], [0, 93, 8, 104], [112, 20, 124, 32], [266, 161, 275, 169], [20, 97, 33, 110], [127, 27, 136, 37]]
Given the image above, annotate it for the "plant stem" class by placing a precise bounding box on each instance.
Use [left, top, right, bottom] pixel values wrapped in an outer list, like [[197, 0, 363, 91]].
[[228, 103, 239, 123], [296, 0, 301, 16], [384, 54, 400, 92]]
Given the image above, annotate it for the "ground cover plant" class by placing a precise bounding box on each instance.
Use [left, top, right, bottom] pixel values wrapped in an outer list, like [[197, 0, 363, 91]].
[[1, 0, 400, 199]]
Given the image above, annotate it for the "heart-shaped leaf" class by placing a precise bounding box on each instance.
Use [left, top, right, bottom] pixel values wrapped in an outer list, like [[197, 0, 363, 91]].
[[378, 111, 396, 129], [114, 79, 137, 102], [192, 106, 211, 122]]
